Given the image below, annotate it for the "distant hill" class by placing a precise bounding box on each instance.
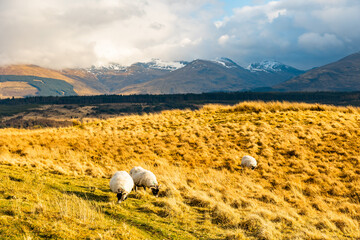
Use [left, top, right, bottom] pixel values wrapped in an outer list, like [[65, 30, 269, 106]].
[[0, 59, 305, 98], [0, 75, 76, 97], [92, 62, 172, 92], [62, 60, 186, 94], [247, 60, 306, 87], [118, 58, 303, 94], [118, 59, 256, 94], [0, 65, 101, 96], [273, 52, 360, 91]]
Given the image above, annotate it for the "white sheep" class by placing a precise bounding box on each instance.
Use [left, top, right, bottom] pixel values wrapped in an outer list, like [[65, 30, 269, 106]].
[[241, 155, 257, 170], [109, 171, 134, 203], [129, 166, 160, 197]]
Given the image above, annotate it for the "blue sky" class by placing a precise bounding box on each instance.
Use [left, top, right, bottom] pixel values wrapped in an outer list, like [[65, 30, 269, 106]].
[[221, 0, 271, 15], [0, 0, 359, 69], [222, 0, 252, 14]]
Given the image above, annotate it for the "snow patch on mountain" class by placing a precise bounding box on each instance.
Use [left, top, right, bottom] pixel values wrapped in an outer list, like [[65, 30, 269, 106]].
[[213, 57, 238, 69], [86, 59, 186, 74], [247, 60, 288, 73], [87, 63, 127, 74], [146, 59, 186, 71], [106, 63, 127, 71]]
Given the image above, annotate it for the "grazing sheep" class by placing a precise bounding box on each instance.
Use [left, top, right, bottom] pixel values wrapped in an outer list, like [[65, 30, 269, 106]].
[[130, 166, 160, 197], [241, 155, 257, 170], [109, 171, 134, 203]]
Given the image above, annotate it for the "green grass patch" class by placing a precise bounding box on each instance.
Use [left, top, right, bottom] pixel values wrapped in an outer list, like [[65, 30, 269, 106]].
[[0, 165, 224, 239], [0, 75, 77, 97], [0, 104, 40, 117]]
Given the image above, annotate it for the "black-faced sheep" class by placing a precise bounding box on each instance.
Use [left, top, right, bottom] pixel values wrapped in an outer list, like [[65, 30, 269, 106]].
[[129, 166, 160, 197], [109, 171, 134, 203], [241, 155, 257, 170]]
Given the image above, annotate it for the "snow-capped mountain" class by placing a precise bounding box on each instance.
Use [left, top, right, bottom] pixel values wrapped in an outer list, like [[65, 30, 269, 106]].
[[0, 57, 306, 97], [118, 58, 259, 94], [245, 60, 306, 87], [87, 59, 187, 75], [142, 59, 187, 71], [212, 57, 239, 69], [247, 60, 294, 73], [87, 63, 127, 74], [5, 52, 360, 97], [78, 60, 187, 92]]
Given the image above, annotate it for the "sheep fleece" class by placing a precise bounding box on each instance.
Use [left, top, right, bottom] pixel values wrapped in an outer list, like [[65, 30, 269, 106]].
[[130, 167, 158, 187], [241, 155, 257, 168], [110, 171, 134, 194]]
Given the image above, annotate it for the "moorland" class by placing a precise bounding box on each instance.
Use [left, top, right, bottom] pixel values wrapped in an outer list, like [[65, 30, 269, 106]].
[[0, 101, 360, 239]]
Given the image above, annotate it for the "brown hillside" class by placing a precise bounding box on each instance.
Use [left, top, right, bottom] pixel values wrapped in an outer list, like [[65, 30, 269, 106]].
[[0, 65, 101, 95], [0, 81, 38, 98], [274, 52, 360, 91], [61, 68, 109, 94]]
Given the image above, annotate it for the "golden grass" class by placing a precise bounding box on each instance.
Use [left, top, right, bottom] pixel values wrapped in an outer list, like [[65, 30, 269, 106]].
[[0, 81, 38, 98], [1, 101, 360, 239]]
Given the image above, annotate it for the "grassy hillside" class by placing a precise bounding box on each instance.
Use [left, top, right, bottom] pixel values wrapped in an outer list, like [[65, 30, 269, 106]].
[[0, 75, 77, 97], [1, 102, 360, 239], [0, 65, 101, 95], [0, 81, 38, 98]]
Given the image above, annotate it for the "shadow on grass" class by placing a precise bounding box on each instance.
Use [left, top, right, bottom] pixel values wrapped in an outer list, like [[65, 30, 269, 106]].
[[103, 209, 169, 239], [64, 190, 110, 202]]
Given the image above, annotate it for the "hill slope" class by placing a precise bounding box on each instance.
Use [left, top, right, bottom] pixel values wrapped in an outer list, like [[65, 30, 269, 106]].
[[0, 65, 101, 96], [118, 59, 260, 94], [118, 59, 305, 94], [62, 60, 186, 94], [0, 58, 305, 97], [0, 75, 77, 97], [1, 102, 360, 239], [274, 52, 360, 91], [247, 60, 306, 87]]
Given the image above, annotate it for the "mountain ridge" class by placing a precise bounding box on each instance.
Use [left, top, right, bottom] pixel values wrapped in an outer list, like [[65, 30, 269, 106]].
[[0, 56, 316, 97], [273, 52, 360, 91]]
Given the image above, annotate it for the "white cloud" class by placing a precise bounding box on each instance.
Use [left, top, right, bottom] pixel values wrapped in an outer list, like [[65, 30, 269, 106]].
[[0, 0, 218, 68], [267, 8, 286, 23], [0, 0, 359, 69], [212, 0, 360, 68], [218, 35, 230, 45], [298, 33, 343, 52]]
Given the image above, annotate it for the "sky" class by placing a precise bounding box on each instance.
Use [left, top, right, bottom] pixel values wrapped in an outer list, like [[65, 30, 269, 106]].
[[0, 0, 359, 70]]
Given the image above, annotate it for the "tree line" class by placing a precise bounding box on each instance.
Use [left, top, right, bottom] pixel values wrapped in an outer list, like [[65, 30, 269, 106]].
[[1, 92, 360, 106]]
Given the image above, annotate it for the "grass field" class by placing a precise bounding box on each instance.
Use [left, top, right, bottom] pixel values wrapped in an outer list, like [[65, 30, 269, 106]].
[[0, 101, 360, 239], [0, 104, 39, 117]]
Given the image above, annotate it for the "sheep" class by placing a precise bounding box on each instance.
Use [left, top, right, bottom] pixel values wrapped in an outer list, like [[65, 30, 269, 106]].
[[241, 155, 257, 170], [129, 166, 160, 197], [109, 171, 134, 203]]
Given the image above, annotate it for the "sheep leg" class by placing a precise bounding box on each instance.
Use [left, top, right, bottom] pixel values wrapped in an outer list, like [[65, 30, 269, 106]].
[[135, 186, 138, 192], [116, 193, 123, 203], [143, 186, 146, 191]]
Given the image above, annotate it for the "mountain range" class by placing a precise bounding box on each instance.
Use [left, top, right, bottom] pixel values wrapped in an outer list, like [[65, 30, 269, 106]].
[[0, 52, 359, 98]]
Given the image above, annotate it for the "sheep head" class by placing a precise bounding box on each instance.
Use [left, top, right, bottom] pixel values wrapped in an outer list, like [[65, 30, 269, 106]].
[[150, 184, 161, 197], [116, 190, 129, 203]]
